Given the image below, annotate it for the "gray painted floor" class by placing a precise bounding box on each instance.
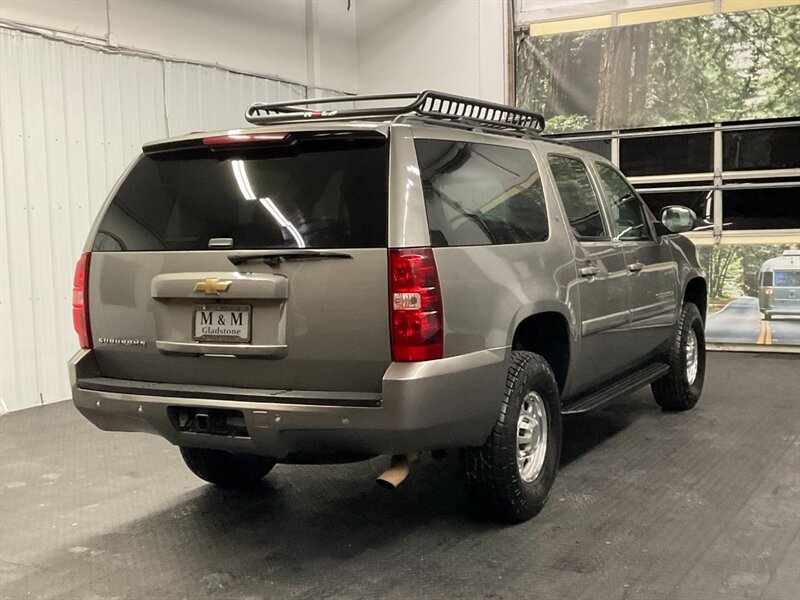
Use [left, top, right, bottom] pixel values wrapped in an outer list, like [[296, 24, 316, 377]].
[[1, 352, 798, 600]]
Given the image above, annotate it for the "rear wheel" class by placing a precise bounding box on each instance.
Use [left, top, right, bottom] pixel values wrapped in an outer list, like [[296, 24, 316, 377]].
[[463, 351, 562, 524], [651, 301, 706, 411], [180, 447, 275, 488]]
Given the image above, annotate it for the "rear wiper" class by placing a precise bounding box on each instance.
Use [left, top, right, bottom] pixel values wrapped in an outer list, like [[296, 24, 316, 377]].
[[228, 250, 353, 267]]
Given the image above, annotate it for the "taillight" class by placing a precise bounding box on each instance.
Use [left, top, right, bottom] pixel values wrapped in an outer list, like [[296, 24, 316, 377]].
[[72, 252, 92, 349], [389, 248, 444, 361], [202, 132, 290, 146]]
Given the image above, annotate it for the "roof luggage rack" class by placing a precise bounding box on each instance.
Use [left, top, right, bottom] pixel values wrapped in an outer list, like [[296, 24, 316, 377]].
[[245, 90, 546, 136]]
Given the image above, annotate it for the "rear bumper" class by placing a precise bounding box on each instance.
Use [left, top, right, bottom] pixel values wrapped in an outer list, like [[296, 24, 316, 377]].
[[69, 347, 508, 459], [762, 306, 800, 316]]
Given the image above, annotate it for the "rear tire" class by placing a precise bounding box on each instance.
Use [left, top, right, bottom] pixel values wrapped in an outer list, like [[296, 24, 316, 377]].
[[764, 312, 772, 321], [463, 351, 562, 524], [651, 301, 705, 411], [180, 447, 275, 488]]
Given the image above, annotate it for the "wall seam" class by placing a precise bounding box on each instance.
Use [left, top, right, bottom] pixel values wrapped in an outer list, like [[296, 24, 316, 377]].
[[161, 58, 171, 137], [0, 19, 349, 96], [105, 0, 112, 44], [16, 42, 44, 406]]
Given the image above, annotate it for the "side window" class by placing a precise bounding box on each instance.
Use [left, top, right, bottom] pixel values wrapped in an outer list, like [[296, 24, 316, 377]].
[[547, 154, 608, 240], [415, 140, 548, 247], [595, 163, 652, 241]]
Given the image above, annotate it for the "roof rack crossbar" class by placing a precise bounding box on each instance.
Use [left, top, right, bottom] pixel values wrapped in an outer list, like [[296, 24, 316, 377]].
[[245, 90, 545, 134]]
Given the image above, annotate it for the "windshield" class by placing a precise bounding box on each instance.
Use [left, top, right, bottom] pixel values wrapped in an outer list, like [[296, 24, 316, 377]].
[[92, 134, 389, 251]]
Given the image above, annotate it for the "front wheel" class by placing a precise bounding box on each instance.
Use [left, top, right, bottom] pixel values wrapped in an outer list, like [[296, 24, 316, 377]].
[[180, 447, 275, 488], [463, 351, 562, 524], [651, 301, 706, 411]]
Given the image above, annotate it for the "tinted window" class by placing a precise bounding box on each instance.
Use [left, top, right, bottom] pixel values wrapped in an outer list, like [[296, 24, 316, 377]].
[[638, 189, 714, 232], [548, 155, 607, 239], [723, 126, 800, 170], [761, 271, 773, 286], [620, 132, 713, 176], [774, 271, 800, 287], [722, 187, 800, 230], [568, 139, 612, 159], [415, 140, 548, 247], [595, 163, 651, 240], [92, 135, 388, 251]]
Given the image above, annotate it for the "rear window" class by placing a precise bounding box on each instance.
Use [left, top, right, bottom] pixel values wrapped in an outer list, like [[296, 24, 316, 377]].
[[92, 134, 389, 251], [774, 271, 800, 287], [415, 139, 548, 247]]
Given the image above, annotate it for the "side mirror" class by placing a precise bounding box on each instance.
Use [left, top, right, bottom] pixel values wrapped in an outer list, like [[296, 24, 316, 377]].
[[660, 205, 698, 234]]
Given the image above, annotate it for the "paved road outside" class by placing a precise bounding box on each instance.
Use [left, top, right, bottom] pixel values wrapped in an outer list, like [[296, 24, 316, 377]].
[[1, 353, 799, 600], [706, 296, 800, 345]]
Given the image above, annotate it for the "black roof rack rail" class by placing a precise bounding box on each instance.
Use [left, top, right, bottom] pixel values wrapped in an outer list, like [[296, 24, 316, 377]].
[[245, 90, 546, 135]]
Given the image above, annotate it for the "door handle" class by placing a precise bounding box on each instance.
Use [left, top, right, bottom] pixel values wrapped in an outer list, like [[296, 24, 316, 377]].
[[627, 261, 645, 273], [579, 265, 600, 278]]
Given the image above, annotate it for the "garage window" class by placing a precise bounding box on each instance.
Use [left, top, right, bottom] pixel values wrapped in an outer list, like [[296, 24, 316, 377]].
[[723, 126, 800, 171]]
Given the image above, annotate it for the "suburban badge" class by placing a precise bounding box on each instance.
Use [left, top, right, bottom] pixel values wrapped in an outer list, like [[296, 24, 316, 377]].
[[98, 337, 146, 347]]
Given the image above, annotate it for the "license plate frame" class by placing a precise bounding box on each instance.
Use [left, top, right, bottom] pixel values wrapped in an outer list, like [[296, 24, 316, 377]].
[[192, 304, 252, 343]]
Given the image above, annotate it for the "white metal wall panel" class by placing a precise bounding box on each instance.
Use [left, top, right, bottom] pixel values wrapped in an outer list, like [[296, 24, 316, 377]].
[[0, 28, 305, 412], [164, 63, 304, 137]]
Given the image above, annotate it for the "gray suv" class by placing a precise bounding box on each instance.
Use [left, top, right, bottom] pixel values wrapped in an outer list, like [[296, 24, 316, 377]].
[[70, 91, 707, 523]]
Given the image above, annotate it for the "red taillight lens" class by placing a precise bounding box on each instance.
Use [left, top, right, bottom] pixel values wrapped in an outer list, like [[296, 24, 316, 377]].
[[389, 248, 444, 361], [202, 132, 289, 146], [72, 252, 92, 349]]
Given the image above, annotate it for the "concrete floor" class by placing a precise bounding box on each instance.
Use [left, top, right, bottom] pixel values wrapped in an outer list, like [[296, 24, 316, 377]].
[[1, 352, 798, 600]]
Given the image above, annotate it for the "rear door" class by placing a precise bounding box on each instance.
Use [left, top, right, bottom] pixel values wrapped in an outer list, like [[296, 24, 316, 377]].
[[87, 130, 391, 393], [546, 153, 631, 393]]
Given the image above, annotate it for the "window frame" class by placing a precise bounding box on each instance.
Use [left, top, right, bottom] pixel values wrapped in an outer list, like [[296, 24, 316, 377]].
[[546, 152, 614, 243]]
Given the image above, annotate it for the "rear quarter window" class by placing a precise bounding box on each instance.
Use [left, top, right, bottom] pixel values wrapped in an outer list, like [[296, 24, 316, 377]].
[[414, 139, 548, 247], [92, 134, 389, 251]]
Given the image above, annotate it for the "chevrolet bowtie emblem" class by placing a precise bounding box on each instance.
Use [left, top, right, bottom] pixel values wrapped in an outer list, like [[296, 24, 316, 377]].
[[194, 278, 232, 295]]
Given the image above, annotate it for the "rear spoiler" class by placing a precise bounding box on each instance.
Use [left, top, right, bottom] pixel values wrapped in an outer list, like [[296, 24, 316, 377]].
[[141, 129, 386, 155]]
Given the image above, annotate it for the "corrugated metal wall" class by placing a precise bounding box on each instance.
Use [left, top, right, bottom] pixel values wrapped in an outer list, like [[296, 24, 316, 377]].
[[0, 28, 306, 412]]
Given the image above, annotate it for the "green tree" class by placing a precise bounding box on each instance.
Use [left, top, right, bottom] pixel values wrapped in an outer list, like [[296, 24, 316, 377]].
[[515, 6, 800, 131], [699, 245, 742, 301]]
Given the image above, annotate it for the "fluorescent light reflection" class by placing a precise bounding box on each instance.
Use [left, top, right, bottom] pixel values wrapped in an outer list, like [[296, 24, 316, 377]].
[[259, 197, 306, 248], [230, 159, 305, 248], [231, 160, 256, 200]]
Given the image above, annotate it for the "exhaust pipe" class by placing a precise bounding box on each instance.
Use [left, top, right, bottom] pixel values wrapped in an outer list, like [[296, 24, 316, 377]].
[[376, 453, 419, 489]]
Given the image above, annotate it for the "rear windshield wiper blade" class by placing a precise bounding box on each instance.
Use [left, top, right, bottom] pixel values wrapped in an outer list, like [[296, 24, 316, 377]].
[[228, 250, 353, 266]]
